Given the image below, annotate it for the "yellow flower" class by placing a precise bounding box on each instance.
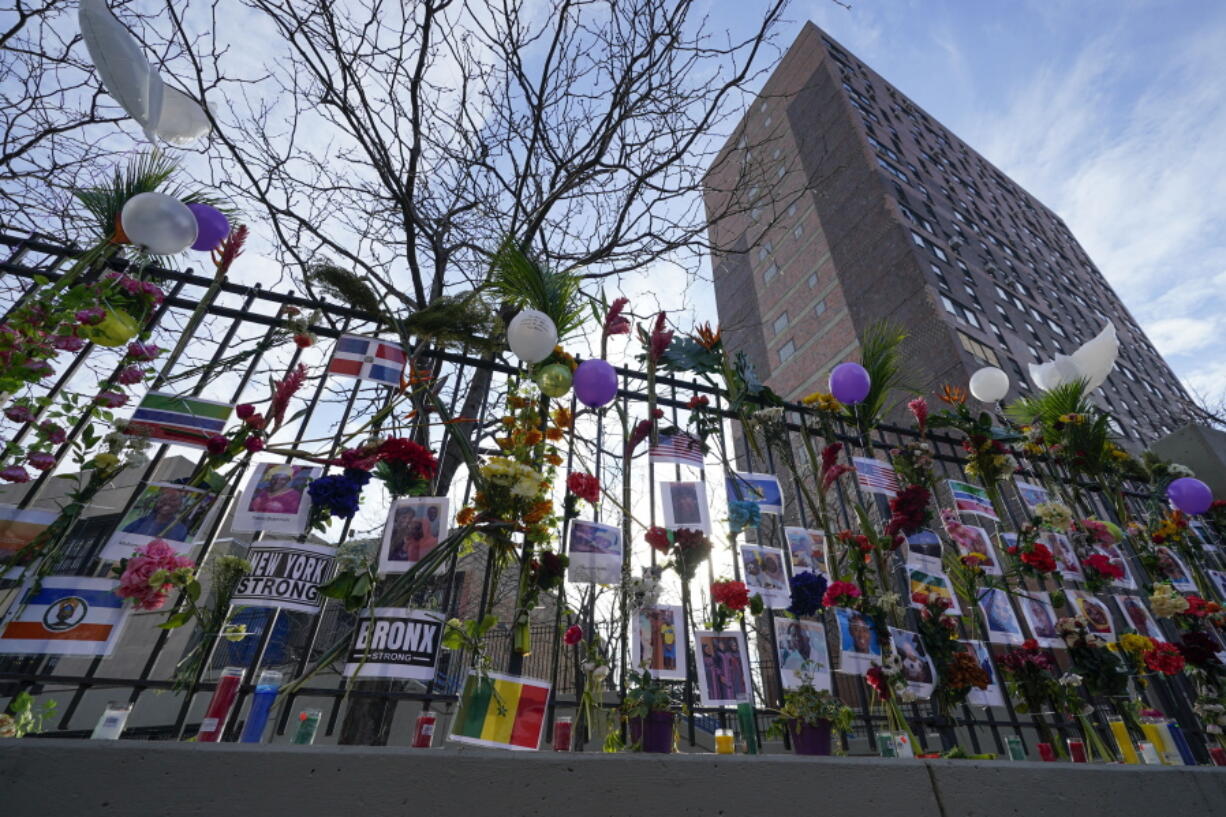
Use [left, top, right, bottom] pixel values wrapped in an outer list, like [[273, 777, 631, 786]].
[[801, 391, 842, 413], [222, 624, 248, 643], [92, 452, 120, 470], [1119, 633, 1154, 656]]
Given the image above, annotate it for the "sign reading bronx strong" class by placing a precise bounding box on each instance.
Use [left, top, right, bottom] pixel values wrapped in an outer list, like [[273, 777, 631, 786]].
[[343, 608, 444, 681]]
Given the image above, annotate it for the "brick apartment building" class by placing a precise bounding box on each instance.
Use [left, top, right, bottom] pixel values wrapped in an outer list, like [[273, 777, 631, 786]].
[[703, 22, 1197, 443]]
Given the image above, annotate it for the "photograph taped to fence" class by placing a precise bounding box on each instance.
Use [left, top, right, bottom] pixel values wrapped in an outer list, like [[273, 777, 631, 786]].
[[101, 482, 217, 561], [380, 496, 450, 574], [233, 462, 320, 534]]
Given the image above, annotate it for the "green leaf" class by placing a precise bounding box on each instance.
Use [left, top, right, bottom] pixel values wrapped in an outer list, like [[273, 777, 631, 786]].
[[186, 580, 202, 603], [158, 610, 194, 630]]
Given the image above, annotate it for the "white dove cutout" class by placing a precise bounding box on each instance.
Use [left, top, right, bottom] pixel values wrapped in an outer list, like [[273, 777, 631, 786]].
[[1028, 322, 1119, 392], [79, 0, 210, 145]]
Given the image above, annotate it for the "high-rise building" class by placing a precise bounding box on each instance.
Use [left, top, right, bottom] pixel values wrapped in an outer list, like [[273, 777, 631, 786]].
[[703, 22, 1197, 443]]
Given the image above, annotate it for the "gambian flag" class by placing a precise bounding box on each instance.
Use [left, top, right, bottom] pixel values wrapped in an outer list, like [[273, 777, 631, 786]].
[[449, 671, 551, 751], [126, 391, 234, 449], [327, 334, 407, 386], [948, 478, 998, 521], [0, 576, 130, 656]]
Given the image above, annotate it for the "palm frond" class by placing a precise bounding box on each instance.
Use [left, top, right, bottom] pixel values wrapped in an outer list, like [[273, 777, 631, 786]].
[[400, 291, 499, 352], [848, 321, 910, 435], [1004, 379, 1091, 427], [307, 261, 385, 316], [486, 237, 585, 341]]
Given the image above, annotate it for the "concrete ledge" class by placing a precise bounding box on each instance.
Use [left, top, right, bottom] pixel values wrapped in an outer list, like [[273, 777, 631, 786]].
[[2, 739, 1225, 817]]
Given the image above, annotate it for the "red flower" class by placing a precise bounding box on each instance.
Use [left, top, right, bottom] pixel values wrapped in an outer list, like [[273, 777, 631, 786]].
[[712, 579, 750, 611], [823, 581, 862, 608], [1021, 639, 1039, 651], [908, 397, 928, 434], [687, 395, 710, 410], [822, 464, 852, 494], [1143, 642, 1186, 676], [235, 403, 256, 420], [603, 297, 631, 337], [885, 484, 931, 536], [564, 625, 584, 646], [1184, 596, 1209, 618], [1020, 542, 1057, 574], [1082, 553, 1124, 580], [377, 438, 439, 480], [645, 526, 671, 554], [865, 666, 890, 699], [269, 364, 308, 428], [293, 333, 314, 348], [206, 434, 229, 455], [566, 472, 600, 504], [646, 312, 673, 362]]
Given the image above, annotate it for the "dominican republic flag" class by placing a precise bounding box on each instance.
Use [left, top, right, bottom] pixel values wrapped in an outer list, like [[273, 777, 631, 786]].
[[127, 392, 234, 449], [327, 334, 407, 386], [449, 671, 551, 750], [948, 479, 998, 521], [650, 431, 705, 468], [852, 456, 899, 498], [0, 576, 130, 656]]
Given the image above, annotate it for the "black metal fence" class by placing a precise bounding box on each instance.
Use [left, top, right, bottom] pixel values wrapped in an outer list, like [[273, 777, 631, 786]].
[[1, 230, 1223, 758]]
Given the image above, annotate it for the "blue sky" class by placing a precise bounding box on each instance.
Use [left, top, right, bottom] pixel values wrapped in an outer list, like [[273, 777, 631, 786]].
[[688, 0, 1226, 404]]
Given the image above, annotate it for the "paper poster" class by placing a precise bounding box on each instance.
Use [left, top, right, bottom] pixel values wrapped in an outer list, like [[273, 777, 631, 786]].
[[0, 505, 56, 579], [659, 481, 711, 533], [852, 456, 899, 498], [739, 544, 790, 609], [450, 671, 551, 751], [1093, 543, 1137, 590], [904, 529, 944, 572], [947, 479, 999, 521], [964, 640, 1006, 707], [231, 540, 336, 614], [567, 520, 622, 584], [232, 463, 320, 534], [694, 629, 753, 706], [725, 472, 783, 514], [1152, 546, 1195, 593], [977, 588, 1025, 646], [101, 482, 217, 561], [1114, 594, 1163, 641], [1208, 569, 1226, 600], [379, 496, 450, 574], [0, 576, 130, 656], [834, 606, 882, 673], [953, 523, 1002, 576], [889, 627, 935, 700], [1045, 532, 1083, 583], [343, 608, 444, 681], [908, 567, 961, 615], [1018, 591, 1062, 648], [1067, 590, 1116, 642], [632, 605, 686, 680], [775, 618, 832, 691], [1014, 479, 1050, 514], [784, 527, 828, 576]]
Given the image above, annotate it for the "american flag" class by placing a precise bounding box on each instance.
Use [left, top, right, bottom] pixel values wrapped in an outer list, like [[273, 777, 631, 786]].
[[650, 431, 705, 468], [327, 334, 407, 386], [852, 456, 899, 497]]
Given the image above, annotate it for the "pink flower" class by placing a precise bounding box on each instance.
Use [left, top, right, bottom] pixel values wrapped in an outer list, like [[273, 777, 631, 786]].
[[243, 412, 266, 430], [25, 360, 53, 378], [206, 435, 229, 455], [563, 625, 584, 646], [645, 312, 673, 362], [908, 397, 928, 434], [0, 465, 31, 483], [96, 391, 128, 409], [51, 334, 85, 352], [116, 365, 145, 385], [235, 403, 256, 420], [39, 422, 66, 444], [126, 342, 160, 362], [141, 281, 165, 302], [4, 405, 35, 424], [603, 297, 631, 337], [75, 307, 106, 326], [116, 539, 196, 611], [26, 452, 56, 471], [244, 437, 265, 453]]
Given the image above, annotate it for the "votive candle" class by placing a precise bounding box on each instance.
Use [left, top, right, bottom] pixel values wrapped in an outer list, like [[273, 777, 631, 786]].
[[1138, 742, 1162, 765], [1107, 718, 1140, 765], [1208, 747, 1226, 767], [1139, 721, 1169, 764], [1036, 742, 1057, 762], [412, 712, 438, 748], [552, 716, 573, 752], [714, 728, 735, 755], [238, 669, 282, 744], [1066, 739, 1087, 763], [90, 701, 132, 740], [1163, 722, 1197, 766], [291, 709, 322, 745], [197, 667, 245, 742]]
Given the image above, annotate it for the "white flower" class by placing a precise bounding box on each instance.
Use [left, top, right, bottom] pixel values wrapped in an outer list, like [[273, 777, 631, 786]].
[[900, 690, 918, 703], [1168, 463, 1195, 478], [1208, 725, 1224, 734], [581, 661, 597, 673], [1059, 672, 1083, 687], [878, 592, 902, 614], [753, 407, 784, 424], [591, 665, 610, 682]]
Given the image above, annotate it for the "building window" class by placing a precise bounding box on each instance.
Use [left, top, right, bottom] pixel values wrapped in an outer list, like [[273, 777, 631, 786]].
[[773, 312, 790, 336], [814, 299, 827, 317], [807, 273, 818, 288], [763, 263, 780, 283], [793, 223, 804, 241], [957, 330, 1000, 366], [911, 231, 926, 248], [778, 340, 796, 363], [931, 245, 948, 262], [758, 242, 773, 263]]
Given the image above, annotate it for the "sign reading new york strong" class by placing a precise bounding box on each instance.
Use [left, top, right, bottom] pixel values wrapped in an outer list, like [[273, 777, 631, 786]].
[[232, 540, 336, 614]]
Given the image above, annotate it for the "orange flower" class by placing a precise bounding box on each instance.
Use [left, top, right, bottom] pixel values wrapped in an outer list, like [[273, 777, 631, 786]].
[[501, 416, 516, 426], [940, 384, 967, 405], [546, 427, 564, 441], [508, 396, 530, 409], [525, 429, 543, 446], [524, 500, 554, 524], [694, 322, 722, 350], [456, 507, 477, 526], [545, 453, 563, 466], [495, 437, 513, 450], [552, 407, 573, 429]]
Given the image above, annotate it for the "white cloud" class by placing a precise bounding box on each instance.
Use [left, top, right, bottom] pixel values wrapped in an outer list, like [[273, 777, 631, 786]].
[[1144, 317, 1219, 357]]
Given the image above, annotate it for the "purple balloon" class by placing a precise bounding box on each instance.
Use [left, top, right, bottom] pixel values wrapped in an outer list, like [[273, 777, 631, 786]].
[[188, 203, 230, 251], [829, 361, 871, 405], [573, 359, 617, 408], [1167, 477, 1213, 515]]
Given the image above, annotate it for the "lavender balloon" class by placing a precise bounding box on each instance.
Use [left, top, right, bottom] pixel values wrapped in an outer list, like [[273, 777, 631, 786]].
[[573, 359, 617, 408], [1167, 477, 1213, 515], [188, 203, 230, 251], [829, 361, 871, 405]]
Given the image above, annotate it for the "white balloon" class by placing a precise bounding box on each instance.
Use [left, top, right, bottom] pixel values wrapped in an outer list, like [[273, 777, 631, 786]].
[[121, 192, 198, 255], [155, 86, 211, 145], [1070, 322, 1118, 392], [506, 309, 558, 364], [969, 366, 1010, 403], [79, 0, 163, 142]]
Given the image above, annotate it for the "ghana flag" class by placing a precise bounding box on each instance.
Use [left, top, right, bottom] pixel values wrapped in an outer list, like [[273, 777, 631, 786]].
[[449, 671, 551, 750], [126, 391, 234, 449]]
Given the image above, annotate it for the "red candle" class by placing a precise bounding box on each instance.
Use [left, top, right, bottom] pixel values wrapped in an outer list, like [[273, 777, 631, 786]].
[[1037, 742, 1057, 762], [553, 717, 573, 752], [1209, 747, 1226, 767], [411, 712, 437, 748], [197, 667, 245, 743], [1067, 739, 1087, 763]]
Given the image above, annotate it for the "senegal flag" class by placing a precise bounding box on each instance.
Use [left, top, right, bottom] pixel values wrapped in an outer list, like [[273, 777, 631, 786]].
[[449, 671, 551, 750]]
